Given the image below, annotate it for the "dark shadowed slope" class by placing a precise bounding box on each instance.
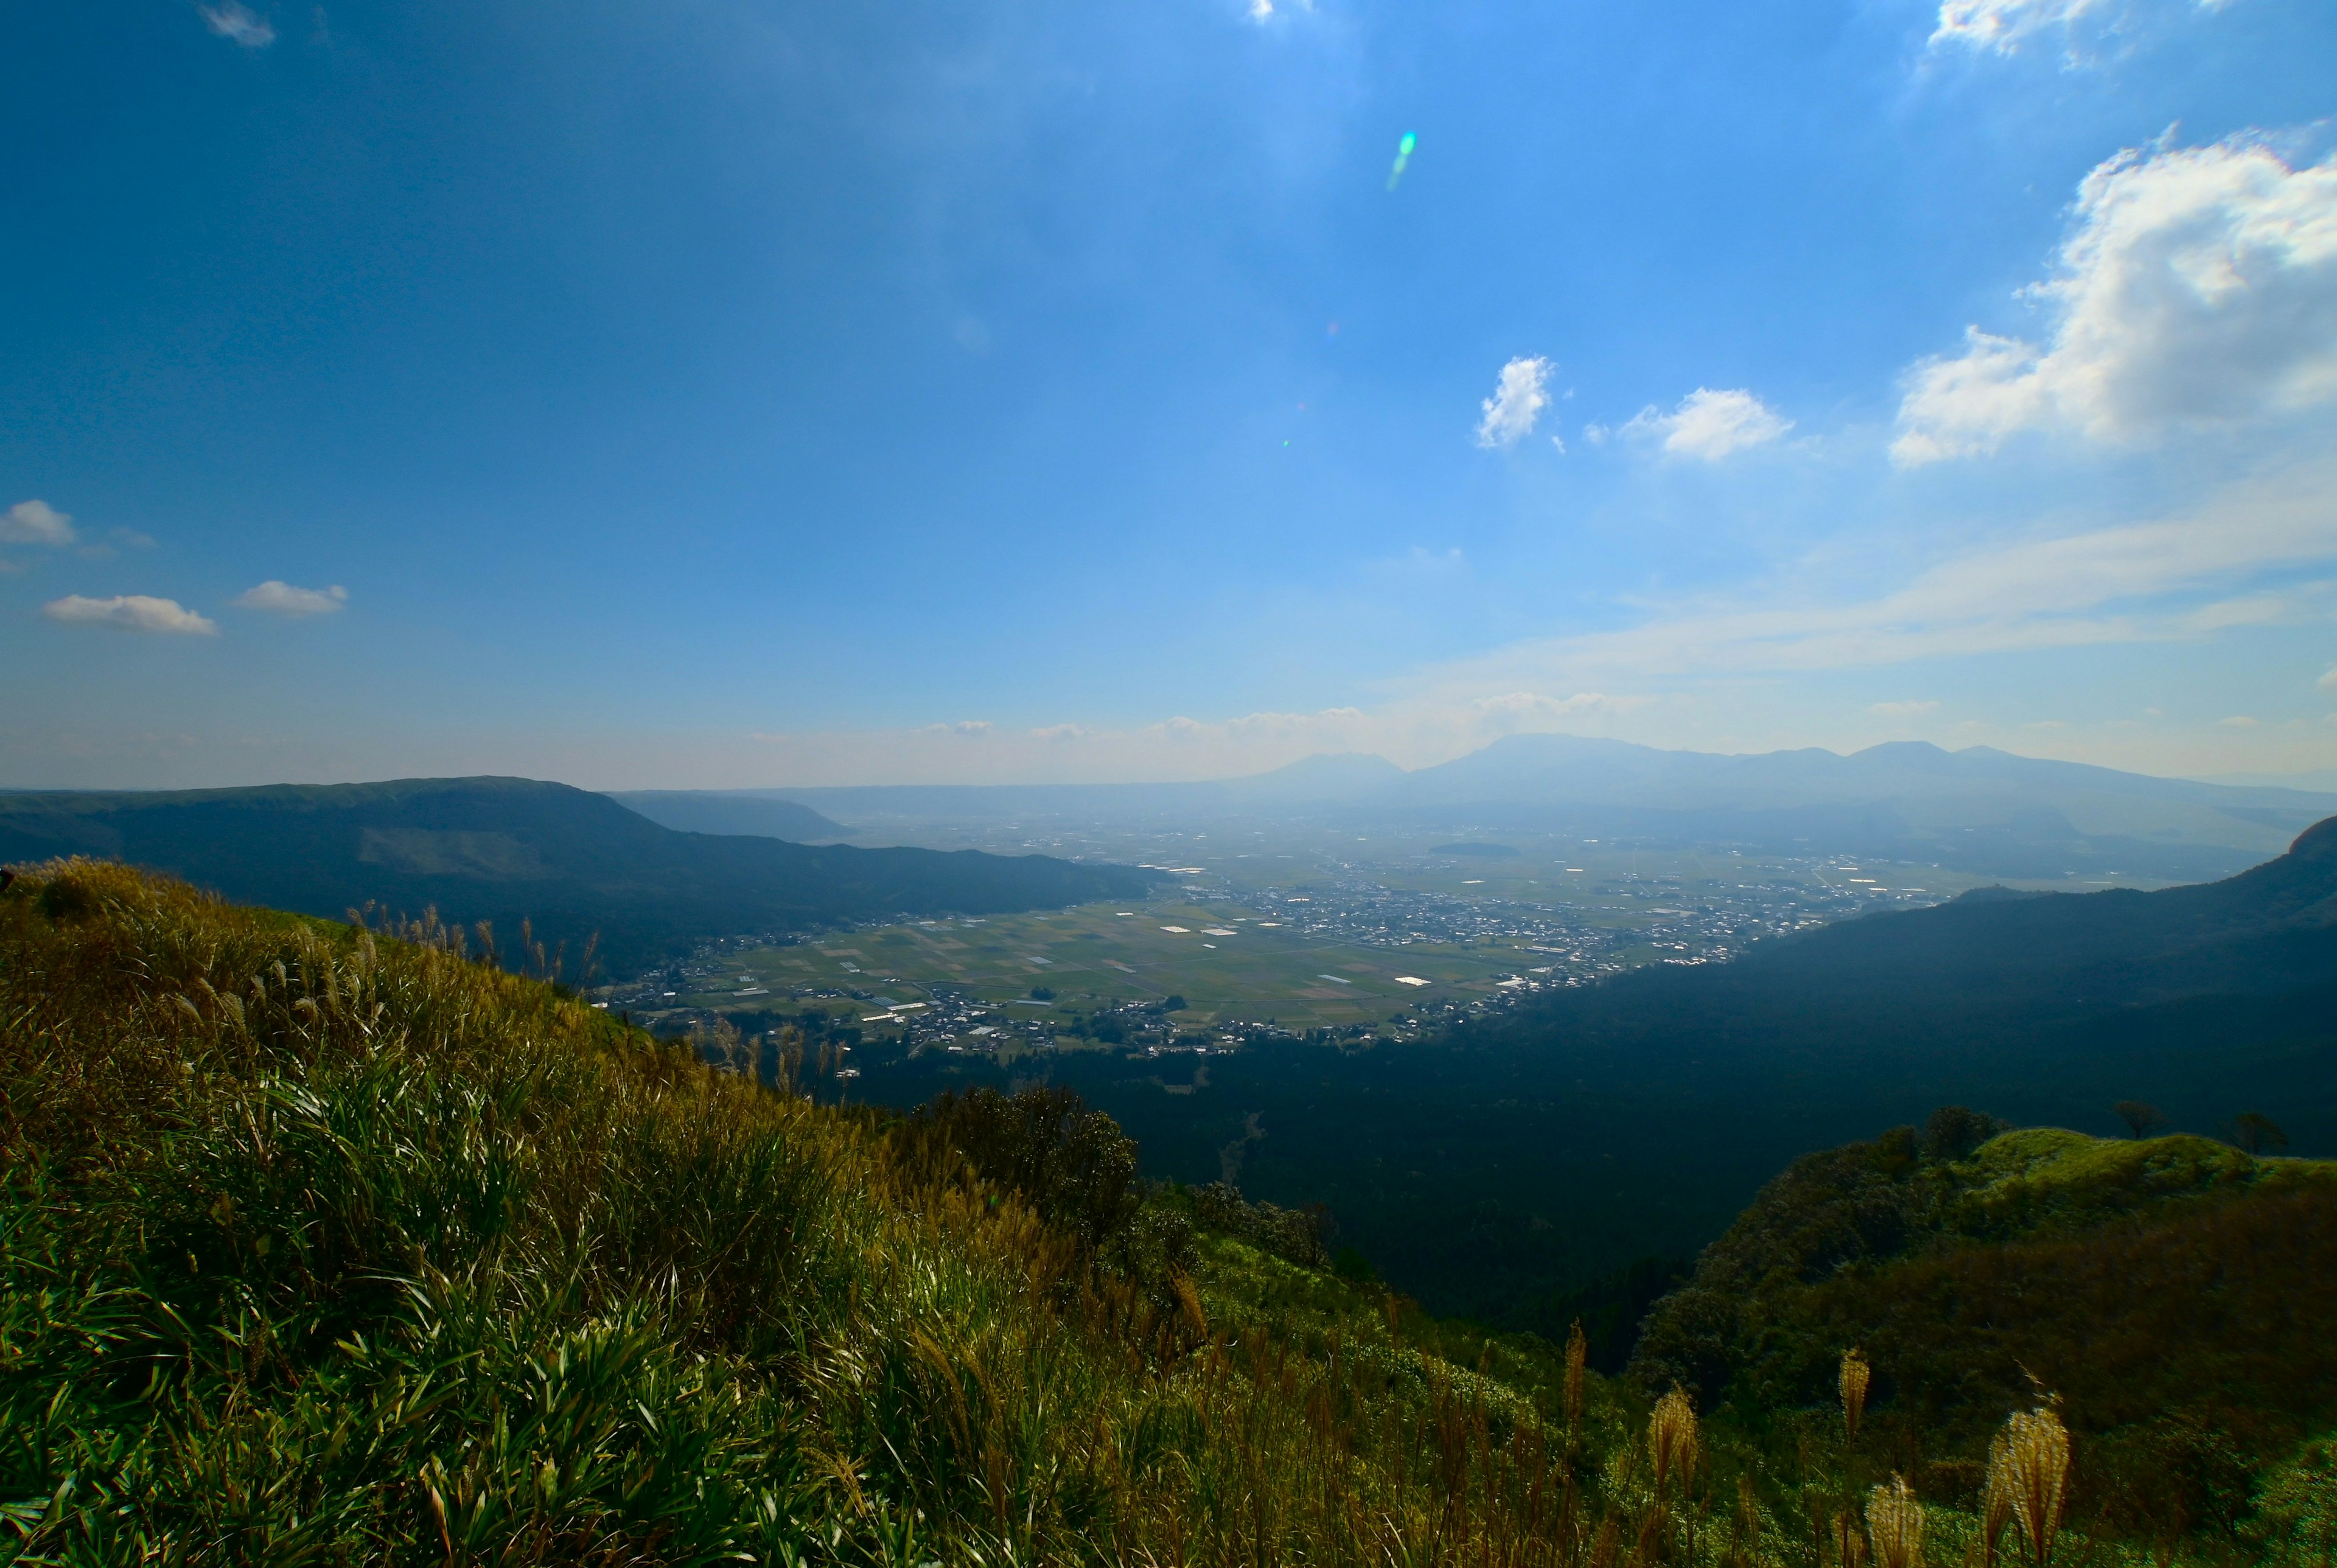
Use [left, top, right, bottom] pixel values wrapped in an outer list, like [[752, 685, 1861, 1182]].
[[0, 777, 1160, 974], [1629, 1120, 2337, 1545], [604, 790, 848, 841]]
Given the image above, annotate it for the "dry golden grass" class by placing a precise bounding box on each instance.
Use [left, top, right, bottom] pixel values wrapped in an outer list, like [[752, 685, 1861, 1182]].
[[1842, 1348, 1872, 1446], [1867, 1474, 1923, 1568]]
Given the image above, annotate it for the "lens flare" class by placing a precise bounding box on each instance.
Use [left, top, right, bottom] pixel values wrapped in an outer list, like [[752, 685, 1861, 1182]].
[[1386, 131, 1416, 190]]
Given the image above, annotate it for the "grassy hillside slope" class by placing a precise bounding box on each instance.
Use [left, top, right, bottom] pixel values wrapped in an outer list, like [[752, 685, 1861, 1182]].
[[0, 778, 1156, 974], [7, 860, 2333, 1564], [0, 859, 1641, 1565]]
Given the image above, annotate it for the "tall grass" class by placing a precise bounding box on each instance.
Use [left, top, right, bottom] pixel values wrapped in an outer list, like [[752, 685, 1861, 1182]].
[[0, 861, 2304, 1567], [0, 861, 1660, 1566]]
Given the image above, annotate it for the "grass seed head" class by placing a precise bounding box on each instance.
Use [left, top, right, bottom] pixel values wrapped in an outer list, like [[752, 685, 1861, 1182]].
[[1841, 1347, 1871, 1444], [1983, 1406, 2070, 1566], [1649, 1385, 1700, 1497], [1867, 1474, 1924, 1568]]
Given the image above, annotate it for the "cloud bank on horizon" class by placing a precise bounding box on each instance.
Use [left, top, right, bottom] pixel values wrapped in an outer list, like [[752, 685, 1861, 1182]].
[[1, 0, 2333, 789]]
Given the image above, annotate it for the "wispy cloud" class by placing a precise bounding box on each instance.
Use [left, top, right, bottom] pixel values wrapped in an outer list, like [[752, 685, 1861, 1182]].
[[232, 580, 348, 618], [1895, 132, 2337, 464], [1870, 700, 1941, 718], [1929, 0, 2232, 55], [43, 595, 218, 635], [1475, 357, 1553, 448], [200, 2, 276, 47], [1617, 388, 1792, 459], [1425, 461, 2337, 689], [1, 500, 76, 547]]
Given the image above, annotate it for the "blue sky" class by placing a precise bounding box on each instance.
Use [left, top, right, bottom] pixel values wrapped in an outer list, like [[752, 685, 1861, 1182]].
[[4, 0, 2335, 787]]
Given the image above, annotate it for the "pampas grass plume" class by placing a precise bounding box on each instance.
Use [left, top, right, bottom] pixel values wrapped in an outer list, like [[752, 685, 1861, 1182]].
[[1867, 1474, 1924, 1568], [1842, 1347, 1872, 1444]]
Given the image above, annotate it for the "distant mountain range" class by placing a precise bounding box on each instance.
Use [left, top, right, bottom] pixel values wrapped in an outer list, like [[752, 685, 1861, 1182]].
[[741, 736, 2337, 880], [0, 778, 1158, 975]]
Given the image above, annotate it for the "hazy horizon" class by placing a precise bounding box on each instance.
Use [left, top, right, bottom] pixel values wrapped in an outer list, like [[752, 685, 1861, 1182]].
[[10, 733, 2337, 798]]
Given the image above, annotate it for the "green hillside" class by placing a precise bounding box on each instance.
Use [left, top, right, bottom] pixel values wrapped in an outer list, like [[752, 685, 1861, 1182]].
[[4, 859, 2333, 1564], [1633, 1116, 2337, 1545], [0, 777, 1157, 974]]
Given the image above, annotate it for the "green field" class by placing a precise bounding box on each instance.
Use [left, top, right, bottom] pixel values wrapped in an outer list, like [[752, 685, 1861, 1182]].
[[663, 897, 1523, 1030]]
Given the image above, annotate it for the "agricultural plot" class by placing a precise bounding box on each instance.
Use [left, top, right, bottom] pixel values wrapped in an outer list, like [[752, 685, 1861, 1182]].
[[669, 898, 1520, 1030]]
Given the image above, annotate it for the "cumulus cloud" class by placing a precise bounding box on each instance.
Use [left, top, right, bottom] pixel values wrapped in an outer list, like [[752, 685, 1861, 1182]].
[[1619, 388, 1793, 459], [43, 595, 217, 635], [200, 2, 276, 46], [1475, 357, 1553, 448], [2, 500, 76, 546], [232, 580, 348, 617], [1870, 700, 1942, 717], [1895, 133, 2337, 464], [1246, 0, 1273, 18]]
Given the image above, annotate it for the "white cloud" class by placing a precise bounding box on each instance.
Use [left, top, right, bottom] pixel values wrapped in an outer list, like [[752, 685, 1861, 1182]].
[[43, 595, 217, 635], [1932, 0, 2097, 52], [1870, 700, 1941, 717], [1619, 388, 1792, 459], [2220, 714, 2260, 727], [1895, 134, 2337, 464], [1, 500, 76, 546], [232, 580, 348, 618], [1246, 0, 1273, 18], [2318, 666, 2337, 694], [1475, 357, 1553, 448], [200, 2, 276, 46], [1929, 0, 2231, 55]]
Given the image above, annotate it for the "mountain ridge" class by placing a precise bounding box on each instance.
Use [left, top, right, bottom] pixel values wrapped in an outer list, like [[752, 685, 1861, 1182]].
[[756, 736, 2337, 879], [0, 776, 1160, 973]]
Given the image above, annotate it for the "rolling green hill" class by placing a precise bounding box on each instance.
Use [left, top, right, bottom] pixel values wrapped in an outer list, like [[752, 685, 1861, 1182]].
[[1632, 1118, 2337, 1544], [0, 776, 1158, 974], [4, 861, 2331, 1564]]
